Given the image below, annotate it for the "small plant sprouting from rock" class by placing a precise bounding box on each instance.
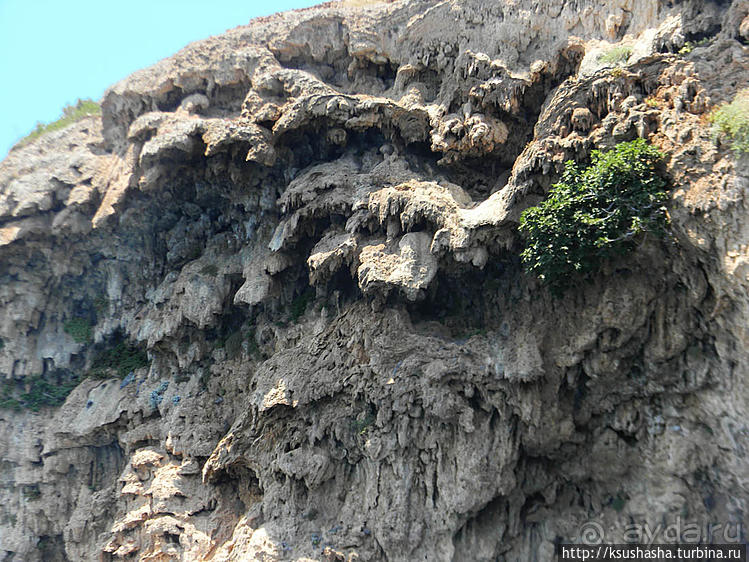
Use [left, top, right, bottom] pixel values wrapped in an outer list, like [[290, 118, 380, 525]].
[[351, 409, 377, 435], [518, 139, 669, 295], [678, 37, 711, 56], [22, 485, 41, 501], [597, 45, 632, 66], [64, 317, 93, 344], [15, 99, 101, 149], [710, 89, 749, 154]]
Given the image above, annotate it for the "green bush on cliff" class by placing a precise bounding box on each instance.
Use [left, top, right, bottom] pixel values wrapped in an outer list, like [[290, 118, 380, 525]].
[[63, 317, 93, 344], [15, 99, 101, 149], [710, 89, 749, 154], [20, 376, 80, 411], [519, 139, 669, 294], [1, 374, 80, 412], [0, 379, 21, 411], [89, 341, 149, 379]]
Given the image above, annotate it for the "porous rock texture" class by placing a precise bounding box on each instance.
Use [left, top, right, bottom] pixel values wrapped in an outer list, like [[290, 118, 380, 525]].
[[1, 0, 748, 560]]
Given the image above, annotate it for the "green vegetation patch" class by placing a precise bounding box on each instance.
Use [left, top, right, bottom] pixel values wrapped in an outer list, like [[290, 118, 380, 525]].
[[1, 374, 80, 412], [21, 376, 80, 411], [351, 413, 376, 435], [519, 139, 669, 294], [289, 288, 315, 323], [678, 37, 711, 55], [15, 99, 101, 149], [64, 317, 93, 344], [710, 89, 749, 154], [22, 484, 41, 501], [597, 45, 632, 66], [0, 379, 21, 411], [89, 341, 149, 379]]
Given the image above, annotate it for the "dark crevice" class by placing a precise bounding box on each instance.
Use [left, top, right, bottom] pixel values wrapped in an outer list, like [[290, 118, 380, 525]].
[[406, 258, 512, 327], [156, 86, 185, 113], [451, 495, 506, 562]]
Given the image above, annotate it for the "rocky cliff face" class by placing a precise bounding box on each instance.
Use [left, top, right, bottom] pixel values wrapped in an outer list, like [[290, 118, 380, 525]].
[[1, 0, 748, 560]]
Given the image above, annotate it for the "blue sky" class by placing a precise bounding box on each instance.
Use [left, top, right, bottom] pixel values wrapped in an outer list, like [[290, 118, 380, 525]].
[[0, 0, 320, 158]]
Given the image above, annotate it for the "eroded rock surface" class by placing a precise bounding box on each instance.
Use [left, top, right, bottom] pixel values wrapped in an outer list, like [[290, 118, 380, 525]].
[[1, 0, 748, 560]]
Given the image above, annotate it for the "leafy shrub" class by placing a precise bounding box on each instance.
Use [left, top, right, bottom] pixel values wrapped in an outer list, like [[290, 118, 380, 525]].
[[89, 341, 149, 379], [597, 46, 632, 66], [0, 397, 21, 410], [0, 379, 21, 411], [710, 89, 749, 154], [519, 139, 669, 294], [63, 317, 93, 344], [15, 99, 101, 149], [20, 376, 80, 411], [0, 374, 80, 412]]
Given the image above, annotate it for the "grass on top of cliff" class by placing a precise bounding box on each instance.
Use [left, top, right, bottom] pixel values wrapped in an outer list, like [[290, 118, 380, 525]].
[[710, 89, 749, 154], [14, 99, 100, 149], [519, 139, 669, 295]]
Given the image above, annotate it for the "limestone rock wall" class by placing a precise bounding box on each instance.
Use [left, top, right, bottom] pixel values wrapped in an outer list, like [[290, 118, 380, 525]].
[[1, 0, 748, 560]]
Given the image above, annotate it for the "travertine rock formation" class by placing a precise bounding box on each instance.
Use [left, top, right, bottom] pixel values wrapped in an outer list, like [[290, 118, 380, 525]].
[[1, 0, 748, 560]]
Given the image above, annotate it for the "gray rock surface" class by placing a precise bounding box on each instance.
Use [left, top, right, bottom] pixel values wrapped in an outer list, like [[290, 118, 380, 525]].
[[0, 0, 748, 560]]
